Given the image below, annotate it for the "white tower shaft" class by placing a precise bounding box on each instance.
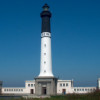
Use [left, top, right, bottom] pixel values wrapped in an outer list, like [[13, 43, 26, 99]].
[[39, 32, 53, 77]]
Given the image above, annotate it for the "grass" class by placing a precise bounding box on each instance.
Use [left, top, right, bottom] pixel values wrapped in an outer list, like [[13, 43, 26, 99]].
[[0, 90, 100, 100]]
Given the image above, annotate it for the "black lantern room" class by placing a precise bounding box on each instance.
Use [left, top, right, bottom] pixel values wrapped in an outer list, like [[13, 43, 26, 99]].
[[41, 4, 52, 33]]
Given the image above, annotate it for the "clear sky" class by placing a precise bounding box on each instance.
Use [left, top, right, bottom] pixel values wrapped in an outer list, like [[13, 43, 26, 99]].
[[0, 0, 100, 87]]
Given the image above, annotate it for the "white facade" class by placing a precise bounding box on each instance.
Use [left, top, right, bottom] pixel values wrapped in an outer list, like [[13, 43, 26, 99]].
[[39, 32, 53, 77], [73, 87, 96, 94], [25, 80, 35, 94], [2, 87, 25, 94], [57, 80, 73, 94], [2, 80, 35, 95], [2, 79, 98, 95]]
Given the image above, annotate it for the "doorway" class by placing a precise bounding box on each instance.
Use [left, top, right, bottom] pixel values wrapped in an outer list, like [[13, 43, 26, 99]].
[[62, 89, 66, 94], [42, 87, 46, 95], [30, 89, 34, 94]]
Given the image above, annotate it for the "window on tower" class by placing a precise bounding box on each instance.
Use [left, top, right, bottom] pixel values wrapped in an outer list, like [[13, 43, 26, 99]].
[[44, 44, 46, 47], [44, 70, 46, 73], [44, 53, 46, 55], [44, 61, 46, 64]]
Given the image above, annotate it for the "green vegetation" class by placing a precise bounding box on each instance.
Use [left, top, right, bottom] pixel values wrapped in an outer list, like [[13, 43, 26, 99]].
[[0, 90, 100, 100]]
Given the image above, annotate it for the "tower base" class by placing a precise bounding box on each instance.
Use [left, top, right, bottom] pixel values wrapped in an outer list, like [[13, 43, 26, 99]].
[[34, 77, 58, 95]]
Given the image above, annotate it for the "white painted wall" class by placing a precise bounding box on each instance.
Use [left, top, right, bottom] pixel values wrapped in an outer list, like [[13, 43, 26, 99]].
[[2, 87, 25, 94], [39, 32, 53, 77], [57, 80, 96, 94], [25, 80, 35, 94], [57, 80, 73, 94], [2, 80, 35, 94], [2, 79, 98, 95], [73, 87, 96, 94]]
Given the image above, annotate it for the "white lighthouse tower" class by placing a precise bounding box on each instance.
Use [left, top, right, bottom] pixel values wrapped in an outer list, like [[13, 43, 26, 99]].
[[39, 4, 53, 77], [35, 4, 57, 95]]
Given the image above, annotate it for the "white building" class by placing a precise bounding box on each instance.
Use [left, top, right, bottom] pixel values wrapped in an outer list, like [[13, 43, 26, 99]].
[[1, 79, 99, 95]]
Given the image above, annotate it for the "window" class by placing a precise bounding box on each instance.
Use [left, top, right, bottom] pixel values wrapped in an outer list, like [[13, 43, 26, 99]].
[[44, 44, 46, 47], [21, 89, 23, 91], [85, 89, 87, 91], [44, 61, 46, 64], [31, 84, 33, 87], [60, 83, 62, 87], [90, 89, 92, 91], [82, 89, 84, 91], [93, 89, 96, 91], [28, 84, 30, 87], [46, 33, 49, 35], [44, 70, 46, 73], [74, 89, 76, 91], [4, 89, 6, 91], [63, 83, 65, 86], [77, 89, 79, 91], [44, 53, 46, 55], [66, 83, 68, 86]]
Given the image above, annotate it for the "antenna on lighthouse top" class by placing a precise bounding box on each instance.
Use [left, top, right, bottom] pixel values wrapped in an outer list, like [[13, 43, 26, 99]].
[[42, 4, 49, 11]]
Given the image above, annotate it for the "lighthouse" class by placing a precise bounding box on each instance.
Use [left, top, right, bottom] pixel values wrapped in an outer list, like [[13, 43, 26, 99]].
[[39, 4, 53, 77], [35, 4, 57, 95]]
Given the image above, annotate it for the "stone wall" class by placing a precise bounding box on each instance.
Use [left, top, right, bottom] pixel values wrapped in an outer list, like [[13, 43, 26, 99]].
[[35, 77, 58, 95]]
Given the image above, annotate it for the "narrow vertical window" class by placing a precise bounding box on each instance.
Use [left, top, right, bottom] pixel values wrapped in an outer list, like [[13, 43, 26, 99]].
[[44, 44, 46, 47], [66, 83, 68, 86], [28, 84, 30, 87], [60, 83, 62, 87], [44, 61, 46, 64], [44, 53, 46, 55], [63, 83, 65, 86]]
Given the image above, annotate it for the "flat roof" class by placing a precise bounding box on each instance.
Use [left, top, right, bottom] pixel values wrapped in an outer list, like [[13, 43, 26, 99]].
[[58, 80, 72, 82], [25, 80, 35, 82]]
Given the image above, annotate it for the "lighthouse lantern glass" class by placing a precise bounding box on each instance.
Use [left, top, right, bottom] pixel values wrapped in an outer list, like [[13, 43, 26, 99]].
[[44, 7, 49, 11]]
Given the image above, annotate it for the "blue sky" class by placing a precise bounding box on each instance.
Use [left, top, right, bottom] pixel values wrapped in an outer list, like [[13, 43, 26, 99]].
[[0, 0, 100, 87]]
